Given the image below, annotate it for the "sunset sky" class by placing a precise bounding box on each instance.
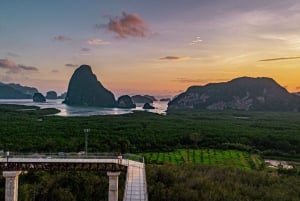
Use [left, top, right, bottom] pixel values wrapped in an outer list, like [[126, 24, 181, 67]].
[[1, 0, 300, 97]]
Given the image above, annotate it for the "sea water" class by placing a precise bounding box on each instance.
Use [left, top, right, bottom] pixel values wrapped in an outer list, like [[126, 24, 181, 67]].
[[0, 99, 168, 116]]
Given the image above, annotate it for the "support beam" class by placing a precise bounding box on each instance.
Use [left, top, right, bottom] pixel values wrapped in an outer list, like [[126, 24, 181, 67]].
[[3, 171, 21, 201], [107, 171, 120, 201]]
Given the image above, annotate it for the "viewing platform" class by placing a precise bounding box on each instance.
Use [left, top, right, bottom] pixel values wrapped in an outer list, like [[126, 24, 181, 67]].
[[0, 152, 148, 201]]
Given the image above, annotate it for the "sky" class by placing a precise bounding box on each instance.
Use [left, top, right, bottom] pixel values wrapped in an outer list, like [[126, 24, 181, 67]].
[[1, 0, 300, 97]]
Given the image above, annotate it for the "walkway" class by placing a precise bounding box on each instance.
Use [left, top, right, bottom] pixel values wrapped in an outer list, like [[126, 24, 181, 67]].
[[123, 160, 148, 201]]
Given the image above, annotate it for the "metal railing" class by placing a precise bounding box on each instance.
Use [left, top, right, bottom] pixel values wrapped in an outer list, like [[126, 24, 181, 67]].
[[143, 160, 148, 201], [0, 152, 144, 162]]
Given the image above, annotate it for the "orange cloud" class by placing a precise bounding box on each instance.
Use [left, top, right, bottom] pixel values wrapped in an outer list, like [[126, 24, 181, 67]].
[[102, 12, 150, 38]]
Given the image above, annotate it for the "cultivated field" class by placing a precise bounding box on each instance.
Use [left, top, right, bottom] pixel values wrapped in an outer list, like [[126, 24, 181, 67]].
[[142, 149, 261, 170]]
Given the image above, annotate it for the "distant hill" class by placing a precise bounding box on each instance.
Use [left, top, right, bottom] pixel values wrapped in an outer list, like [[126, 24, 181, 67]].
[[131, 95, 155, 103], [0, 82, 38, 99], [63, 65, 116, 107], [168, 77, 300, 112], [144, 95, 157, 101], [8, 83, 38, 96]]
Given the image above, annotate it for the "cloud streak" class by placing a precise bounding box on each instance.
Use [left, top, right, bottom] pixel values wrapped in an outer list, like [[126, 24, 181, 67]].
[[173, 78, 205, 83], [87, 39, 109, 45], [65, 64, 78, 68], [53, 35, 72, 42], [0, 59, 38, 74], [259, 56, 300, 62], [189, 36, 203, 45], [173, 77, 227, 84], [101, 11, 150, 38], [159, 56, 188, 61], [18, 65, 38, 71]]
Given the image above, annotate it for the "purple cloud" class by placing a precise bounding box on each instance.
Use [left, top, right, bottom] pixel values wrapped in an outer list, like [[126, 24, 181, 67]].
[[0, 59, 38, 74], [101, 12, 150, 38], [0, 59, 15, 69]]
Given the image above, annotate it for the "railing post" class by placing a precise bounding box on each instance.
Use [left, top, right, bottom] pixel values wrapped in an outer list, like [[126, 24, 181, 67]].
[[3, 171, 22, 201], [107, 171, 120, 201]]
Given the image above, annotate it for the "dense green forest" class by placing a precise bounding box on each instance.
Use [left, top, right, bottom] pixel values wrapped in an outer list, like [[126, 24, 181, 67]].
[[0, 104, 300, 158], [0, 104, 300, 200], [146, 164, 300, 201]]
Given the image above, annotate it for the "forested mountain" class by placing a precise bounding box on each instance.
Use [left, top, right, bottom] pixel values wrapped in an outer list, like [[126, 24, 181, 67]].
[[0, 82, 38, 99], [168, 77, 300, 111]]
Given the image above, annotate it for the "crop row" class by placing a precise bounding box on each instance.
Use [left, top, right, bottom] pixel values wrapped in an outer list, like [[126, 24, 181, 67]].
[[142, 149, 257, 170]]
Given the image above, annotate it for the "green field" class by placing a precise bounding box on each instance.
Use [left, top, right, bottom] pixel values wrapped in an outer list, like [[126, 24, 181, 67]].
[[141, 149, 261, 170]]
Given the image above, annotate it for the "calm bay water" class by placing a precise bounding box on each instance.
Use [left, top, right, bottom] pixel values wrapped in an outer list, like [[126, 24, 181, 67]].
[[0, 99, 168, 116]]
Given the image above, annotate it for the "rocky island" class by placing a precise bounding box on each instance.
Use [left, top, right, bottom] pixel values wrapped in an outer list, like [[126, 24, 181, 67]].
[[117, 95, 136, 108], [63, 65, 116, 107], [33, 92, 46, 102], [46, 91, 58, 99]]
